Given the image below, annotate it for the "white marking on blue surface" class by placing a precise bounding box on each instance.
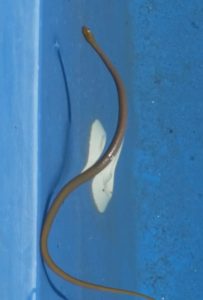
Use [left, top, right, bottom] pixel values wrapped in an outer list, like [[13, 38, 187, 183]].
[[83, 119, 123, 213]]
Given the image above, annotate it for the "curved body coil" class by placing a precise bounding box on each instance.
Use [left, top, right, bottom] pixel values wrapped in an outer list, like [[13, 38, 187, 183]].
[[41, 26, 154, 300]]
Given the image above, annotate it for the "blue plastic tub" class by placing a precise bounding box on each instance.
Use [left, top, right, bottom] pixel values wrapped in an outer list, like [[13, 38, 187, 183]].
[[1, 1, 203, 299]]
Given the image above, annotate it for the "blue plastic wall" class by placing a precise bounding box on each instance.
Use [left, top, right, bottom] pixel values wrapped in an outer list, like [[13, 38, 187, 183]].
[[1, 1, 203, 300], [0, 1, 39, 299]]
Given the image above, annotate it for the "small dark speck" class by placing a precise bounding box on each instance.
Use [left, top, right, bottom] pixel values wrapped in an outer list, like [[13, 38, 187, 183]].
[[191, 21, 199, 29], [154, 76, 162, 85], [168, 128, 174, 134], [190, 155, 195, 161]]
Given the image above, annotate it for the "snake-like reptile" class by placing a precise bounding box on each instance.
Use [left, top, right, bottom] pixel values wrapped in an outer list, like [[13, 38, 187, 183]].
[[41, 26, 154, 300]]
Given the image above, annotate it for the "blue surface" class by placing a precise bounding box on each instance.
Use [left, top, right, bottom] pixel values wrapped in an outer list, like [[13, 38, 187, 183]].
[[0, 1, 40, 299], [128, 2, 203, 299], [1, 1, 203, 300]]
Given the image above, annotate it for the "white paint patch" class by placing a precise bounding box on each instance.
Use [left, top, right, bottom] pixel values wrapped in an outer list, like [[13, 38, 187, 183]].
[[83, 120, 106, 171], [83, 119, 123, 213]]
